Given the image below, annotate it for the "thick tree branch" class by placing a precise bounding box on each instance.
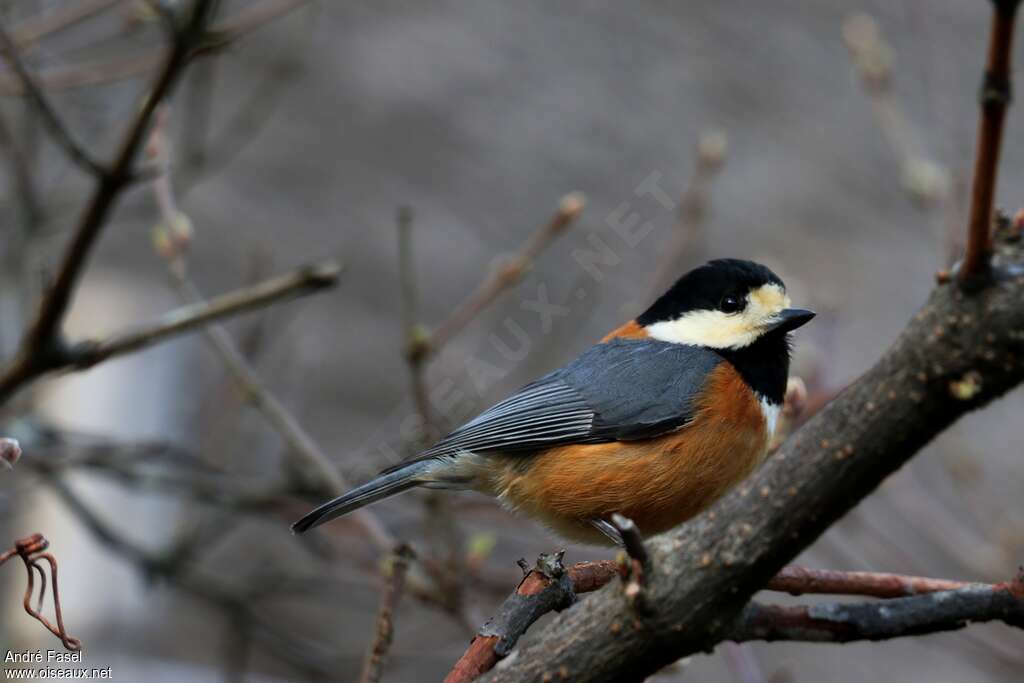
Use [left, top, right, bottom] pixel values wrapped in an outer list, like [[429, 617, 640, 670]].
[[480, 220, 1024, 682], [451, 557, 1011, 681]]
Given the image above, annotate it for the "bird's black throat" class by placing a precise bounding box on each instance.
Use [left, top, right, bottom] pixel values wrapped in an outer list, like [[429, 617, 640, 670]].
[[716, 331, 792, 405]]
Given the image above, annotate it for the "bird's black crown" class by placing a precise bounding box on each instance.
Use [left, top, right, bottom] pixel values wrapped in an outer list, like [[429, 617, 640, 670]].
[[637, 259, 785, 325]]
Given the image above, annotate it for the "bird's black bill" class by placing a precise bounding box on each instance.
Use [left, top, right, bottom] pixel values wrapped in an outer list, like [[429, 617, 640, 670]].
[[768, 308, 815, 333]]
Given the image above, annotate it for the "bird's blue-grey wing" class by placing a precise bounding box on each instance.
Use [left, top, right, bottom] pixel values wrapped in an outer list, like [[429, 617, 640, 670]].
[[391, 338, 723, 469]]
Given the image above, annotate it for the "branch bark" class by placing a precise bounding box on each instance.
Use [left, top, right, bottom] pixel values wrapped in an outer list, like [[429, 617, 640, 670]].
[[479, 221, 1024, 682], [731, 574, 1024, 643], [450, 557, 1014, 681]]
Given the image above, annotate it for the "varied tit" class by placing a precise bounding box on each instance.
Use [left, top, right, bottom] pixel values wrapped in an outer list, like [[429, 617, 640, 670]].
[[292, 259, 814, 545]]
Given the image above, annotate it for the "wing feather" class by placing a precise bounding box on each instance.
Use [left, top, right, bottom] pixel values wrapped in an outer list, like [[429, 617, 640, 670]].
[[385, 338, 724, 472]]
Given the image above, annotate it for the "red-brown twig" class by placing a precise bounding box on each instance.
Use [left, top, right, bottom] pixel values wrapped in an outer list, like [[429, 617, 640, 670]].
[[0, 534, 81, 651], [769, 565, 972, 598], [359, 544, 415, 683], [445, 556, 620, 683], [447, 560, 1019, 683], [960, 0, 1021, 283]]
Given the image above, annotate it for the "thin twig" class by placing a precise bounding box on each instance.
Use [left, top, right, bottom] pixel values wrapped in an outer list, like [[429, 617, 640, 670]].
[[143, 102, 398, 570], [41, 474, 351, 674], [197, 0, 311, 55], [768, 565, 973, 598], [0, 0, 311, 95], [359, 544, 414, 683], [63, 260, 341, 370], [0, 533, 81, 651], [168, 266, 396, 552], [396, 196, 584, 621], [0, 23, 107, 177], [960, 0, 1021, 282], [842, 14, 948, 208], [396, 206, 433, 428], [419, 193, 585, 357], [649, 131, 726, 295], [9, 0, 125, 50], [0, 108, 43, 230], [0, 50, 162, 95]]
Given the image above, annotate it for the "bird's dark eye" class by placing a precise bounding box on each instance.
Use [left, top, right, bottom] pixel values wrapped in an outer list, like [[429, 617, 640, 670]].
[[720, 295, 743, 313]]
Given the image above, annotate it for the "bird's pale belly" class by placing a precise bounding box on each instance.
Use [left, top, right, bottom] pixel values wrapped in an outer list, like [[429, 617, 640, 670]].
[[490, 363, 771, 544]]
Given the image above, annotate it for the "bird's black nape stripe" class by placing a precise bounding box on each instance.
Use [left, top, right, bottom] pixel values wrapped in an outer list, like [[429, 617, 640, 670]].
[[717, 329, 792, 405], [638, 259, 784, 326]]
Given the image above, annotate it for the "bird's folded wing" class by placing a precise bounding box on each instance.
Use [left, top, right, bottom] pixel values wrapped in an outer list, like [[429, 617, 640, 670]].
[[389, 338, 723, 470]]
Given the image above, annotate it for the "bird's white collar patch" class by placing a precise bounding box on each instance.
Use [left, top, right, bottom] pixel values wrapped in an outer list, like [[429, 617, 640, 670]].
[[759, 398, 781, 439]]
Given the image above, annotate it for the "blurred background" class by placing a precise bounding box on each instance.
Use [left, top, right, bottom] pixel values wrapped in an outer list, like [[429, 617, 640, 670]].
[[1, 1, 1022, 681]]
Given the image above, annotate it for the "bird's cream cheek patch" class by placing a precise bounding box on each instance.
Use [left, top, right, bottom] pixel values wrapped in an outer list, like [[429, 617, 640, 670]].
[[645, 283, 792, 349]]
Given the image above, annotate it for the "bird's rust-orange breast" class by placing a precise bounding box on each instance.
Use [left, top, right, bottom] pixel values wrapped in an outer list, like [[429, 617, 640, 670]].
[[494, 362, 768, 542]]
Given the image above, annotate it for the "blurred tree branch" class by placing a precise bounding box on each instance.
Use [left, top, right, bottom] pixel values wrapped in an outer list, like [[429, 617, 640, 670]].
[[0, 0, 313, 95], [0, 0, 217, 403], [7, 0, 125, 52], [0, 259, 340, 382], [360, 544, 414, 683], [0, 24, 107, 177]]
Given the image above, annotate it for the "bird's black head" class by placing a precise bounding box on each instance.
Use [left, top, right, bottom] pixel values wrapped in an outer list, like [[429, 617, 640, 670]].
[[637, 259, 814, 350]]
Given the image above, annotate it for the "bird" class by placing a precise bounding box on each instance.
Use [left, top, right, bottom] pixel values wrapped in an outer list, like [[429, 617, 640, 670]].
[[292, 258, 813, 545]]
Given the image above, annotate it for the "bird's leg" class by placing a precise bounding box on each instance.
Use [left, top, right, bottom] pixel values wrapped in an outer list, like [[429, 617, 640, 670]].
[[590, 518, 625, 547]]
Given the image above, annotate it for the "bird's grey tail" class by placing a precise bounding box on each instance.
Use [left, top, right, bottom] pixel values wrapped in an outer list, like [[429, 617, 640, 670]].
[[291, 460, 436, 534]]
